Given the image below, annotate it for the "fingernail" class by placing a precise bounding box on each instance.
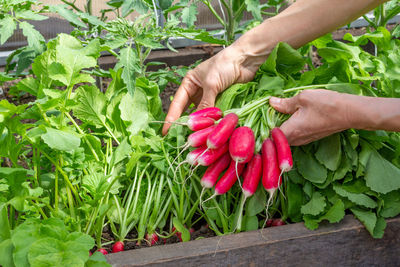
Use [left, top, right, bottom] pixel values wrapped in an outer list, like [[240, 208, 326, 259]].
[[269, 97, 281, 105]]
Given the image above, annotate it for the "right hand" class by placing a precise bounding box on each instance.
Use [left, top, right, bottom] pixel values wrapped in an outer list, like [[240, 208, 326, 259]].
[[162, 45, 258, 135]]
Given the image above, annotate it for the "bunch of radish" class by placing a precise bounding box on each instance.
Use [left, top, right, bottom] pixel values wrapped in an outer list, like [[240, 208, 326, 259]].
[[179, 107, 293, 229]]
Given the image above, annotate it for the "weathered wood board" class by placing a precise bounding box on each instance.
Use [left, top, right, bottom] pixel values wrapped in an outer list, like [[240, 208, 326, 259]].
[[106, 215, 400, 266]]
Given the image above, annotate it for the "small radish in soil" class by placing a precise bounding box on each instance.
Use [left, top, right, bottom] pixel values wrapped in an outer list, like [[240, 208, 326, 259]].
[[214, 159, 245, 195], [271, 127, 293, 172], [207, 113, 238, 149], [200, 153, 231, 188], [229, 127, 255, 164], [145, 233, 159, 246], [172, 227, 183, 242], [266, 219, 273, 227], [112, 241, 124, 253], [271, 219, 286, 226], [98, 248, 108, 255], [189, 228, 195, 234], [189, 107, 223, 120], [261, 138, 281, 225], [197, 142, 229, 166]]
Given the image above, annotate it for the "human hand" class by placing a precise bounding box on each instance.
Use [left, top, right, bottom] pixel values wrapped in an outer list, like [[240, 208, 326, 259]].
[[269, 89, 357, 146], [162, 45, 259, 135]]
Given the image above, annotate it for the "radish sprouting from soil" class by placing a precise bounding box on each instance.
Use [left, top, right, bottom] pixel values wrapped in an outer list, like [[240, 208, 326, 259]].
[[98, 248, 108, 255], [207, 113, 239, 149], [145, 233, 159, 246], [111, 241, 124, 253]]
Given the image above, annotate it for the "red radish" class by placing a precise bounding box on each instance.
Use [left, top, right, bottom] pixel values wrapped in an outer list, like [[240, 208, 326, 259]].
[[201, 153, 231, 188], [271, 219, 286, 226], [197, 142, 229, 166], [89, 251, 93, 256], [145, 233, 159, 246], [189, 228, 195, 234], [187, 125, 216, 147], [214, 159, 245, 195], [242, 154, 262, 198], [187, 116, 215, 131], [207, 113, 238, 149], [98, 248, 108, 255], [266, 219, 273, 227], [189, 107, 223, 120], [172, 227, 182, 242], [112, 241, 124, 253], [261, 138, 281, 196], [186, 146, 207, 166], [271, 127, 293, 172], [229, 127, 255, 164]]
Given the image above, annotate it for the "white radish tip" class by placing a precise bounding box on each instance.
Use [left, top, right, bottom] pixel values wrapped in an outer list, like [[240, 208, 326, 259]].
[[197, 158, 206, 166], [201, 180, 213, 188], [280, 161, 292, 172], [266, 188, 276, 196], [187, 155, 198, 165], [207, 140, 216, 149], [243, 189, 253, 198]]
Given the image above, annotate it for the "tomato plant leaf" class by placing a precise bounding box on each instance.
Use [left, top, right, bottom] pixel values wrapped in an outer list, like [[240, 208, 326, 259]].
[[0, 16, 16, 45]]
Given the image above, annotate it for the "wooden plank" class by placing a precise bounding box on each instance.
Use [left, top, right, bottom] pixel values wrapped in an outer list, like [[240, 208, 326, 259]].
[[106, 215, 400, 266]]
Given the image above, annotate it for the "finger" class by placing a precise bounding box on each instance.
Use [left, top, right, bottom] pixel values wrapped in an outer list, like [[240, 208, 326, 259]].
[[278, 112, 302, 146], [162, 78, 199, 135], [269, 96, 299, 115], [197, 88, 217, 111]]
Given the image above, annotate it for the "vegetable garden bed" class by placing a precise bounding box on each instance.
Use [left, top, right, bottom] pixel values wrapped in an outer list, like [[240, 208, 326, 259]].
[[106, 215, 400, 266]]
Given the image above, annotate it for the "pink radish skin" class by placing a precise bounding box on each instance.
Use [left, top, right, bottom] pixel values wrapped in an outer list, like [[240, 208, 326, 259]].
[[242, 154, 262, 198], [197, 143, 229, 166], [186, 146, 207, 165], [112, 241, 124, 253], [145, 233, 159, 246], [229, 126, 255, 163], [271, 127, 293, 172], [201, 153, 231, 188], [271, 219, 286, 226], [187, 125, 216, 147], [187, 116, 215, 131], [98, 248, 108, 255], [261, 138, 281, 195], [214, 160, 245, 195], [207, 113, 238, 149], [190, 107, 223, 120]]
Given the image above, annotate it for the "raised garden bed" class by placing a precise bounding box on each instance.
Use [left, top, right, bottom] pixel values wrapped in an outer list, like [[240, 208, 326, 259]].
[[106, 215, 400, 266]]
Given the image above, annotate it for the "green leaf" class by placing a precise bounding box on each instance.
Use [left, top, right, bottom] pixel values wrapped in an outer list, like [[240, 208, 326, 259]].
[[172, 217, 190, 242], [0, 204, 11, 242], [116, 47, 140, 95], [50, 5, 87, 28], [86, 252, 111, 267], [365, 149, 400, 194], [15, 10, 48, 21], [19, 22, 45, 53], [301, 192, 326, 216], [119, 90, 149, 136], [245, 185, 266, 217], [294, 148, 327, 184], [380, 190, 400, 218], [181, 4, 198, 27], [256, 75, 284, 96], [286, 182, 304, 222], [373, 216, 386, 239], [0, 239, 14, 267], [41, 127, 81, 152], [244, 215, 259, 231], [315, 134, 341, 171], [303, 199, 345, 230], [0, 16, 16, 45], [73, 85, 107, 126], [121, 0, 149, 16], [333, 184, 377, 209], [350, 208, 377, 237], [245, 0, 262, 21]]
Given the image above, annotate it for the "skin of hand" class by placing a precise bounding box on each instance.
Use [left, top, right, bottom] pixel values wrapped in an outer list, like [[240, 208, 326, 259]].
[[162, 0, 386, 136], [269, 89, 400, 146]]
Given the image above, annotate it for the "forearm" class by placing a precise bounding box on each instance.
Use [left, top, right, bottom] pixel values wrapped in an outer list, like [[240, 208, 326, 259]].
[[233, 0, 386, 71], [346, 95, 400, 132]]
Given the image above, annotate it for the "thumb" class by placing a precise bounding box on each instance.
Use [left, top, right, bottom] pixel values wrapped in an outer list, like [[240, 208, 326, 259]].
[[197, 89, 217, 110], [269, 96, 298, 114]]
